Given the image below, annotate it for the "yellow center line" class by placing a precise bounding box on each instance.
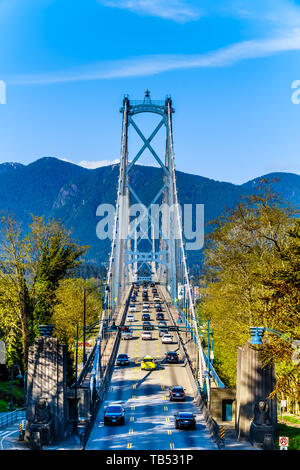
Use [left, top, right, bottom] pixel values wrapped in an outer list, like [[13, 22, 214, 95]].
[[170, 442, 175, 449], [167, 430, 172, 435], [127, 443, 132, 449]]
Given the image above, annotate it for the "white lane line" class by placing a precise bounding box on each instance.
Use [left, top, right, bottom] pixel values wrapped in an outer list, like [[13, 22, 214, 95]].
[[0, 429, 20, 449]]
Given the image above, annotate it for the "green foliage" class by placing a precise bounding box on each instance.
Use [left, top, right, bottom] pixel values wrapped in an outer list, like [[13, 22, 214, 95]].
[[0, 214, 88, 369], [201, 182, 300, 400], [275, 423, 300, 450]]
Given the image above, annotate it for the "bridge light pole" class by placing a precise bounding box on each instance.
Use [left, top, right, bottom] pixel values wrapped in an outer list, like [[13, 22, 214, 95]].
[[8, 364, 22, 411], [250, 326, 300, 364]]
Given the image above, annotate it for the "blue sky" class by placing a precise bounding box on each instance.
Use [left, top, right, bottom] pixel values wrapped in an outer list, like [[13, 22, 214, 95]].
[[0, 0, 300, 183]]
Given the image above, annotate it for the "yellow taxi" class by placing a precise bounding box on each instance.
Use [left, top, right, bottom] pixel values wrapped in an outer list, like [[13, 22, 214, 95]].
[[141, 355, 156, 371]]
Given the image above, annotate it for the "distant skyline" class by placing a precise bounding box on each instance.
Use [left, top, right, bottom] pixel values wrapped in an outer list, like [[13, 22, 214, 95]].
[[0, 0, 300, 184]]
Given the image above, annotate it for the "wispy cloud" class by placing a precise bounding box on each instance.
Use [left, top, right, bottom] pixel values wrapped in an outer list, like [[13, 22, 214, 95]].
[[9, 30, 300, 86], [97, 0, 201, 23]]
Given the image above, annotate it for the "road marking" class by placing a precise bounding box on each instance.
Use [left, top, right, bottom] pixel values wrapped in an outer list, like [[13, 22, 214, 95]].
[[130, 417, 135, 422], [161, 385, 165, 390], [164, 406, 168, 411], [166, 417, 170, 423], [131, 395, 136, 400], [127, 442, 132, 449], [131, 405, 135, 410], [129, 429, 134, 434], [167, 430, 172, 435], [163, 396, 167, 401], [170, 442, 175, 449], [132, 384, 136, 389]]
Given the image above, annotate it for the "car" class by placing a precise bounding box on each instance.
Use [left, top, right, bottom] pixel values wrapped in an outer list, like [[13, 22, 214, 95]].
[[142, 313, 151, 321], [162, 334, 173, 344], [122, 330, 133, 340], [174, 412, 196, 430], [165, 351, 179, 363], [156, 313, 165, 320], [161, 333, 173, 344], [158, 321, 167, 327], [141, 331, 152, 340], [127, 314, 135, 322], [169, 385, 185, 401], [143, 321, 154, 330], [141, 355, 156, 370], [129, 305, 136, 312], [104, 404, 125, 425], [116, 354, 130, 366], [143, 302, 150, 307]]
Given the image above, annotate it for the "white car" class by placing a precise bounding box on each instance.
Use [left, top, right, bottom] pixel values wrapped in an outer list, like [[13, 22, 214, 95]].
[[127, 314, 135, 322], [129, 305, 136, 312], [122, 330, 133, 340], [141, 331, 152, 340], [162, 334, 173, 344], [143, 303, 150, 308]]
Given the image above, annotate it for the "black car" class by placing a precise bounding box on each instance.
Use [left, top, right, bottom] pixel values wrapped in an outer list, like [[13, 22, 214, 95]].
[[156, 312, 165, 320], [142, 313, 151, 321], [165, 351, 179, 364], [143, 321, 154, 330], [116, 354, 130, 366], [169, 385, 186, 401], [174, 412, 196, 430], [104, 404, 125, 425]]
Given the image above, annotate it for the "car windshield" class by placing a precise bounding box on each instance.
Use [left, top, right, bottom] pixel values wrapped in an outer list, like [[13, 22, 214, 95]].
[[173, 386, 183, 391], [178, 413, 193, 418], [118, 355, 128, 359], [144, 357, 153, 361], [106, 406, 122, 413], [164, 334, 172, 337], [168, 353, 177, 357]]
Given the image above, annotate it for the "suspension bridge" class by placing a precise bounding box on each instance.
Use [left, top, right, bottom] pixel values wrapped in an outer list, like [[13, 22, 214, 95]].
[[73, 90, 226, 451]]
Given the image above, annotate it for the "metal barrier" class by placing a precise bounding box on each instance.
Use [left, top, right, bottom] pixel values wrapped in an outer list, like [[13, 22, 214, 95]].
[[0, 409, 26, 430]]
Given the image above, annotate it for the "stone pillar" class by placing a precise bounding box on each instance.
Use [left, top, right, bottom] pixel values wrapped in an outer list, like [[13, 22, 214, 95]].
[[236, 340, 277, 442], [25, 332, 67, 442]]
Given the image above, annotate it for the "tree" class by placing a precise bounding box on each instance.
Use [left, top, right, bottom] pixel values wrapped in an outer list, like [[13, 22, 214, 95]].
[[0, 215, 88, 368], [51, 278, 102, 384], [201, 182, 299, 393]]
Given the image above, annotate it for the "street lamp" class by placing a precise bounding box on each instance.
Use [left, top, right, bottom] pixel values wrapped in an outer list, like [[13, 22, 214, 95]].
[[250, 326, 300, 364], [8, 364, 22, 411]]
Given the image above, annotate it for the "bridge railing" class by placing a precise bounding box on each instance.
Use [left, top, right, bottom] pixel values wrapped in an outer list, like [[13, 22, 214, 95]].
[[0, 409, 26, 430]]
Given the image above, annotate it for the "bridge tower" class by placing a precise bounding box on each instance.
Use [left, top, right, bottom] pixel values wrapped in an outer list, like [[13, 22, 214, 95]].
[[110, 90, 179, 302]]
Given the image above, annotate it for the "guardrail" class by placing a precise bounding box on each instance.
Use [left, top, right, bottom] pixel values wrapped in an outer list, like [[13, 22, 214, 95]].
[[0, 409, 26, 430]]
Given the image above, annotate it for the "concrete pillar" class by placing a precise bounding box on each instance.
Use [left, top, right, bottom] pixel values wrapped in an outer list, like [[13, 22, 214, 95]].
[[236, 340, 277, 440], [26, 335, 67, 441]]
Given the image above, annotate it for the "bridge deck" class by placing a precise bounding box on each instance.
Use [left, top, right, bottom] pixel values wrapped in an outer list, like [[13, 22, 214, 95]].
[[85, 283, 217, 450]]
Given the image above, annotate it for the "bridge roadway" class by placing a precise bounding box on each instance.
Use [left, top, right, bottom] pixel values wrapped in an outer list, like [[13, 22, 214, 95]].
[[86, 284, 217, 450]]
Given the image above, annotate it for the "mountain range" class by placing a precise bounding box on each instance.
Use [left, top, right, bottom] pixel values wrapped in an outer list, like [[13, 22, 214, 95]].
[[0, 157, 299, 273]]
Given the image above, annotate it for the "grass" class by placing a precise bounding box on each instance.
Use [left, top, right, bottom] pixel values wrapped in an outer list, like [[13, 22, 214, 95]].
[[280, 414, 300, 425], [0, 380, 24, 412], [275, 423, 300, 450]]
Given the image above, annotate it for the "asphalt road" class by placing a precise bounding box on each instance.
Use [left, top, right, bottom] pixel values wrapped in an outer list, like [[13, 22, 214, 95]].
[[86, 285, 217, 451]]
